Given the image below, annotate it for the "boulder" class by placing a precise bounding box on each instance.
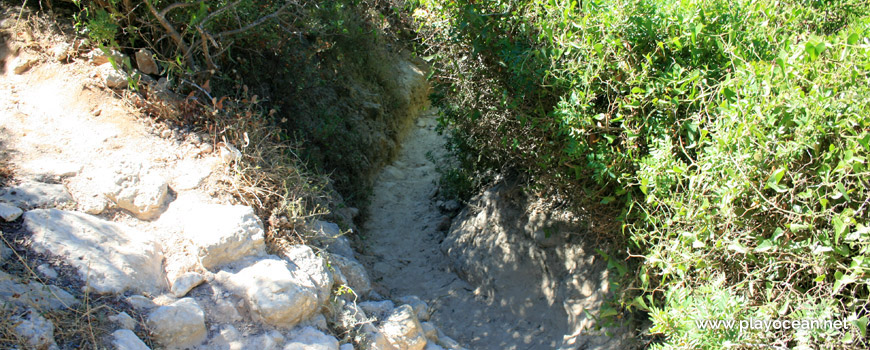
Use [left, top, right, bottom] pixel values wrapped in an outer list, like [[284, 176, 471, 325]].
[[23, 209, 166, 294], [282, 245, 333, 304], [112, 329, 151, 350], [103, 162, 170, 220], [328, 254, 371, 297], [146, 298, 207, 348], [182, 204, 266, 269], [0, 181, 73, 210], [379, 305, 427, 350], [17, 158, 81, 180], [135, 49, 159, 75], [217, 257, 320, 328], [52, 42, 71, 62], [13, 309, 58, 350], [0, 201, 22, 221], [283, 327, 339, 350]]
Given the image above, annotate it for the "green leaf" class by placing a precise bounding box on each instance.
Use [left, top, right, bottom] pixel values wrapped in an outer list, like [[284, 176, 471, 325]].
[[755, 239, 775, 253], [836, 182, 851, 201], [848, 33, 860, 45], [600, 196, 615, 204], [640, 177, 649, 195], [814, 274, 826, 282], [631, 87, 644, 94], [853, 316, 868, 338]]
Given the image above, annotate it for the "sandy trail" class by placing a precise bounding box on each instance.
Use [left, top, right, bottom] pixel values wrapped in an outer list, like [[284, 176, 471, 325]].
[[361, 110, 567, 350]]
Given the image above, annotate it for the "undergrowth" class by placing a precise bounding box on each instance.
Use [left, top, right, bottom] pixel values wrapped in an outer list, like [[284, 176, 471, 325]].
[[411, 0, 870, 347]]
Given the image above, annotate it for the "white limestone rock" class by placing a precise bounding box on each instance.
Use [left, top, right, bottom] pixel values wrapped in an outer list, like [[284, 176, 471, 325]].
[[217, 257, 320, 328], [13, 309, 58, 350], [282, 245, 333, 304], [396, 295, 430, 321], [23, 209, 166, 294], [0, 271, 79, 310], [310, 220, 354, 258], [340, 344, 355, 350], [170, 271, 205, 297], [0, 181, 73, 210], [359, 300, 395, 321], [283, 327, 339, 350], [328, 253, 372, 297], [99, 62, 129, 89], [12, 56, 38, 74], [0, 201, 22, 221], [104, 162, 170, 220], [88, 48, 125, 65], [183, 204, 266, 269], [379, 305, 427, 350], [146, 298, 207, 349], [112, 329, 151, 350], [420, 323, 438, 342], [109, 312, 137, 330]]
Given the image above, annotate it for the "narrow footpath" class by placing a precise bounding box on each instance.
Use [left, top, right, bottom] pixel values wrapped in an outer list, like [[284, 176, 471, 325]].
[[361, 110, 568, 350]]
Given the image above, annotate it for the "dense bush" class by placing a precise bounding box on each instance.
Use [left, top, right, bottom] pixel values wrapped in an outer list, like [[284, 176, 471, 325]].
[[411, 0, 870, 347]]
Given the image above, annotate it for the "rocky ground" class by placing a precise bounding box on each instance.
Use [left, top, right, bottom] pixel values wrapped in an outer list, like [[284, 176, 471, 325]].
[[0, 14, 462, 350]]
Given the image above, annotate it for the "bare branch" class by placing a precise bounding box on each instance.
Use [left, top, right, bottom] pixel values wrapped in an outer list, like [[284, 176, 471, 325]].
[[216, 1, 293, 39], [145, 0, 197, 70]]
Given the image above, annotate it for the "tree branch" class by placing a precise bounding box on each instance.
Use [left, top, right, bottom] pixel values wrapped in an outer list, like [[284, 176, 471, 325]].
[[145, 0, 197, 70], [215, 1, 293, 39]]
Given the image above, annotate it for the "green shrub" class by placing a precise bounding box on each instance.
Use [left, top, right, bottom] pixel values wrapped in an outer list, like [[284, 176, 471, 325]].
[[412, 0, 870, 346]]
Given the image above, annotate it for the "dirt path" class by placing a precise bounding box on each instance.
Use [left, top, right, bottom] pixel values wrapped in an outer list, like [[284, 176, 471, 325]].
[[361, 110, 569, 350]]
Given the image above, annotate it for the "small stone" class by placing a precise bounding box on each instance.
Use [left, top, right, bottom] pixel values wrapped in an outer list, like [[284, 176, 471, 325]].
[[282, 245, 333, 304], [53, 43, 71, 61], [12, 57, 38, 74], [420, 322, 437, 341], [135, 49, 159, 75], [440, 200, 460, 212], [126, 295, 156, 310], [359, 300, 395, 321], [13, 309, 58, 350], [109, 312, 137, 330], [199, 143, 214, 154], [113, 329, 151, 350], [161, 129, 172, 138], [88, 48, 125, 65], [99, 62, 129, 89], [36, 264, 58, 279], [170, 271, 205, 297], [283, 327, 339, 350], [329, 254, 372, 297], [146, 298, 207, 348], [379, 305, 427, 350], [340, 344, 354, 350], [396, 295, 430, 321], [0, 201, 23, 221]]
